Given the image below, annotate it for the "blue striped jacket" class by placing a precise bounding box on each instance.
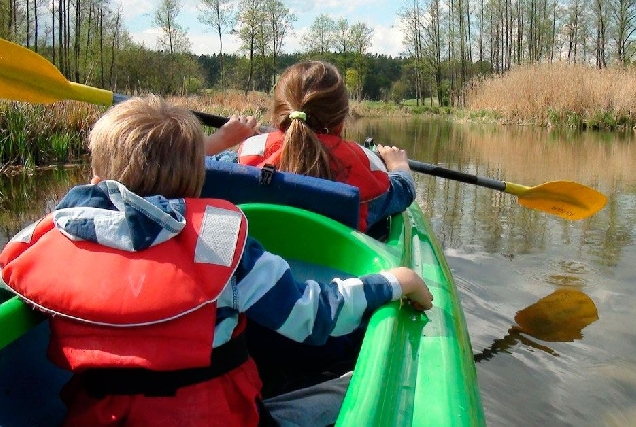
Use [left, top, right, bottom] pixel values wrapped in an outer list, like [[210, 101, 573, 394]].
[[50, 180, 403, 348]]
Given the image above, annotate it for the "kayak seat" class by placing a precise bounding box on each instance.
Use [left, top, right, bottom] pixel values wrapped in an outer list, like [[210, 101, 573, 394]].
[[201, 158, 361, 230]]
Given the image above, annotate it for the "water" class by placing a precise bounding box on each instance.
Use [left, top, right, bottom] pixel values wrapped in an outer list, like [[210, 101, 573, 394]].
[[347, 117, 636, 426], [1, 117, 635, 426]]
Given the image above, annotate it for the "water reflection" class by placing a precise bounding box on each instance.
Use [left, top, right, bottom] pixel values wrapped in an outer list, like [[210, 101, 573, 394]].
[[347, 116, 636, 273], [475, 288, 599, 362], [0, 165, 90, 247]]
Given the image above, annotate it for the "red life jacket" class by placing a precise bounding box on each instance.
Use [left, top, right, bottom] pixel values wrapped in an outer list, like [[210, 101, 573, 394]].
[[1, 198, 263, 426], [238, 130, 390, 231]]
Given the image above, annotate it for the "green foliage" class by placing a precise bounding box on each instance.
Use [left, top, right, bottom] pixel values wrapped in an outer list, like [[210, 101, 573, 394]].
[[565, 111, 583, 129], [346, 68, 363, 100], [390, 80, 410, 104], [467, 110, 500, 120], [410, 106, 428, 114], [0, 102, 92, 170], [439, 80, 452, 106], [547, 108, 560, 126], [544, 108, 634, 130], [586, 112, 617, 130], [49, 134, 72, 163]]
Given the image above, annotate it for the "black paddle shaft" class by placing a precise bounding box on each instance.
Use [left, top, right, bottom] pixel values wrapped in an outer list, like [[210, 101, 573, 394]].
[[406, 160, 507, 192], [192, 111, 229, 128]]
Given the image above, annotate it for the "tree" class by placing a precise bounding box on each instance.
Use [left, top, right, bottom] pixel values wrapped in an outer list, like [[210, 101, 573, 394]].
[[302, 13, 335, 54], [594, 0, 609, 67], [348, 22, 374, 100], [236, 0, 265, 92], [153, 0, 190, 55], [153, 0, 191, 93], [610, 0, 636, 64], [198, 0, 235, 88], [424, 0, 444, 105], [334, 18, 351, 73], [399, 0, 425, 105], [264, 0, 295, 84]]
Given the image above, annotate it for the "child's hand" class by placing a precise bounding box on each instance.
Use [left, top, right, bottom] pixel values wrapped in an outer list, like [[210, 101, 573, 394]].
[[222, 114, 259, 142], [204, 115, 258, 155], [388, 267, 434, 311], [376, 144, 411, 173]]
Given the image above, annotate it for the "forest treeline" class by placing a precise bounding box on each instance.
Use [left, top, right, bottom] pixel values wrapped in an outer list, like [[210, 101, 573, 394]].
[[2, 0, 635, 108]]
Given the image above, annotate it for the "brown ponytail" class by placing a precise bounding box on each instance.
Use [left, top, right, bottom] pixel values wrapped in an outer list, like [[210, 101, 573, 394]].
[[272, 61, 349, 180]]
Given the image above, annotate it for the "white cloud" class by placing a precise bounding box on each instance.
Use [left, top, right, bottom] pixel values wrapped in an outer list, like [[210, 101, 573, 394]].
[[128, 27, 162, 51], [371, 24, 404, 58], [188, 33, 242, 56], [118, 0, 154, 22]]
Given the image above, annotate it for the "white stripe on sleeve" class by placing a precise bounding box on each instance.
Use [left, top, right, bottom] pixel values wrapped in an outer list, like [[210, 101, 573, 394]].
[[240, 134, 268, 157], [329, 277, 368, 337], [238, 251, 290, 311], [275, 279, 322, 341]]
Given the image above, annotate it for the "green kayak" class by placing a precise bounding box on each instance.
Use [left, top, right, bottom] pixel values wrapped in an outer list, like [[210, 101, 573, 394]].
[[0, 163, 484, 426]]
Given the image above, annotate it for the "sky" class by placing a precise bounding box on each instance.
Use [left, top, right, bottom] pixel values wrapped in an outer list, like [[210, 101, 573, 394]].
[[119, 0, 406, 58]]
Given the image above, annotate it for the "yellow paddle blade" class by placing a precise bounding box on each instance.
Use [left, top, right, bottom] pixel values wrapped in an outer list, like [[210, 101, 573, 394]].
[[505, 181, 607, 220], [514, 288, 598, 342], [0, 38, 113, 106]]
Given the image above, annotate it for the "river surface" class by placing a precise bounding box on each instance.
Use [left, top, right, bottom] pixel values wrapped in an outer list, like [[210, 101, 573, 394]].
[[1, 116, 635, 426]]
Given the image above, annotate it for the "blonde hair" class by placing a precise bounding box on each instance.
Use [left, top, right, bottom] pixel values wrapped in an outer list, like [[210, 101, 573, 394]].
[[89, 95, 205, 198], [272, 61, 349, 180]]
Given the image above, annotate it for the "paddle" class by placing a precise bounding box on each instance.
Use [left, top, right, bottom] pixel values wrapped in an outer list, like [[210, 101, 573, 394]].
[[408, 159, 607, 220], [474, 288, 599, 361], [0, 38, 228, 128], [363, 138, 607, 221], [0, 38, 608, 220]]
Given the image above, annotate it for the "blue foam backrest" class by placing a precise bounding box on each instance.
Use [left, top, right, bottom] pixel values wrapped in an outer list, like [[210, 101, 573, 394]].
[[201, 158, 360, 229]]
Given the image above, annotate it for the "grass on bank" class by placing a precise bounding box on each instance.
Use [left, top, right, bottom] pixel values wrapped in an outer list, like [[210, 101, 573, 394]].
[[0, 101, 102, 173], [355, 98, 452, 117], [464, 62, 636, 130]]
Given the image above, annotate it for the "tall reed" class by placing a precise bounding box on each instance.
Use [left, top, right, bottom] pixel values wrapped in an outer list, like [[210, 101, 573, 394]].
[[0, 101, 103, 172], [464, 63, 636, 130]]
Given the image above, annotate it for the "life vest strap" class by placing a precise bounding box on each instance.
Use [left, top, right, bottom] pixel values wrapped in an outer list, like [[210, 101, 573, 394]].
[[83, 333, 249, 397]]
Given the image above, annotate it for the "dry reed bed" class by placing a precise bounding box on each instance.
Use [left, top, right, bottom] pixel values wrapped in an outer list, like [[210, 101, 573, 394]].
[[465, 63, 636, 128], [168, 90, 371, 124], [168, 90, 270, 121], [3, 77, 635, 171]]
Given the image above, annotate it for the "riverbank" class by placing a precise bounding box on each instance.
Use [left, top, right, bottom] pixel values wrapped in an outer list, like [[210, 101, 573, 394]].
[[463, 63, 636, 130], [0, 93, 434, 172], [2, 63, 635, 171]]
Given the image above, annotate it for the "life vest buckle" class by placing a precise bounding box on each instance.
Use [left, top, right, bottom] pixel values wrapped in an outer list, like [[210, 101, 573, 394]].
[[259, 164, 276, 185]]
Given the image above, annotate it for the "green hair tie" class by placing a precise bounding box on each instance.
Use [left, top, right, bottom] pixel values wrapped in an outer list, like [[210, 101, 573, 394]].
[[289, 111, 307, 122]]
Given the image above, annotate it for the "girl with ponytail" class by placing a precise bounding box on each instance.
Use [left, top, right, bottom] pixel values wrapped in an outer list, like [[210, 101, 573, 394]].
[[238, 61, 416, 232]]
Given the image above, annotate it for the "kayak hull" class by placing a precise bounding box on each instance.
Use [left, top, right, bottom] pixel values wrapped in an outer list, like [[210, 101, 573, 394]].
[[240, 202, 484, 426]]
